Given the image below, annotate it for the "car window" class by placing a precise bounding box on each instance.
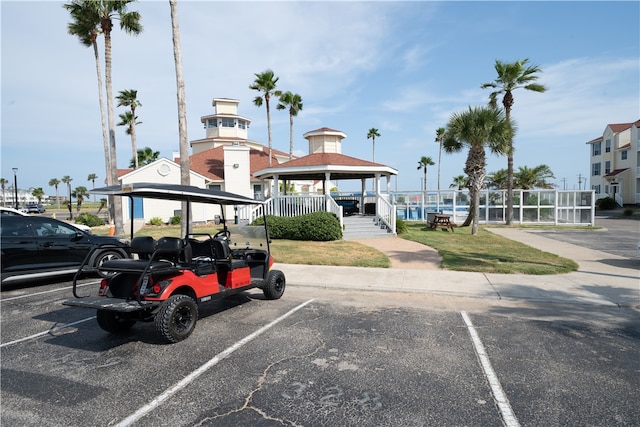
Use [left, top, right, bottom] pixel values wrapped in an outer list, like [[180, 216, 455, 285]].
[[31, 218, 79, 237], [1, 218, 28, 237]]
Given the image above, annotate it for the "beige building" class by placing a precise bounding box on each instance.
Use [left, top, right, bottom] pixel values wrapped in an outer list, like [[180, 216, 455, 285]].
[[587, 119, 640, 206]]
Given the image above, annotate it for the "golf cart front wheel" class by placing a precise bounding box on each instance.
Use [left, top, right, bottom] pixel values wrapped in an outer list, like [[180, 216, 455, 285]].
[[263, 270, 286, 300], [155, 294, 199, 343]]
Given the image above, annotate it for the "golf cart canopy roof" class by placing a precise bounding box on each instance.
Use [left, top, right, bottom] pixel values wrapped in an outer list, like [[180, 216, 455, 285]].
[[90, 183, 262, 206]]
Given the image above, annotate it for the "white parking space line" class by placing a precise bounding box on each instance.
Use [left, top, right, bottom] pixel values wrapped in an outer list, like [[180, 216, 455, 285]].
[[460, 311, 520, 427], [116, 299, 315, 427], [0, 316, 96, 348], [1, 281, 98, 302]]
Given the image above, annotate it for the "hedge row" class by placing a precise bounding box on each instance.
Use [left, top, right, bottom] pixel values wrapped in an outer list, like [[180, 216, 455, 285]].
[[253, 211, 342, 241]]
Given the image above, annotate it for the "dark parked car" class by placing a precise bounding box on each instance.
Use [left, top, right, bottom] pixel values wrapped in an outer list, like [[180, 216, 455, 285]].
[[335, 199, 360, 216], [1, 215, 131, 285]]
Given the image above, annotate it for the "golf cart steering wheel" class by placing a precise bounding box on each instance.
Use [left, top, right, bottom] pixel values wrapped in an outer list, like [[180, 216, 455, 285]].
[[214, 230, 230, 239]]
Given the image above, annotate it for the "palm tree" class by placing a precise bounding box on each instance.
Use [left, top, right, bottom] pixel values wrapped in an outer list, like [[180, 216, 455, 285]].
[[49, 178, 61, 209], [92, 0, 142, 235], [417, 156, 435, 221], [87, 173, 98, 203], [435, 127, 446, 190], [442, 106, 514, 234], [132, 147, 160, 168], [32, 188, 45, 204], [72, 186, 90, 212], [61, 176, 73, 201], [486, 168, 509, 189], [276, 91, 303, 161], [116, 89, 142, 168], [417, 156, 435, 194], [62, 175, 73, 219], [169, 0, 191, 237], [0, 178, 7, 206], [481, 58, 546, 225], [63, 1, 109, 209], [250, 69, 280, 168], [515, 165, 555, 189], [366, 128, 381, 162], [449, 175, 468, 190]]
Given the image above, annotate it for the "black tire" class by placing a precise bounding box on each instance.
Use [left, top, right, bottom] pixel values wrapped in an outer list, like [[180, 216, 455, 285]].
[[155, 294, 198, 343], [263, 270, 286, 300], [95, 250, 125, 278], [96, 309, 136, 333]]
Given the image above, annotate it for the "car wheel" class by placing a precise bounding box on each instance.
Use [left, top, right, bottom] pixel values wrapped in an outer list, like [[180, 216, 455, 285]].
[[262, 270, 286, 300], [96, 309, 136, 333], [155, 294, 198, 343], [95, 250, 124, 278]]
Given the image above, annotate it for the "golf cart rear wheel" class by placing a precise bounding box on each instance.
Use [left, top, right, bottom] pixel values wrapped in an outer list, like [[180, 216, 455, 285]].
[[155, 294, 198, 343], [263, 270, 286, 300], [96, 309, 136, 333]]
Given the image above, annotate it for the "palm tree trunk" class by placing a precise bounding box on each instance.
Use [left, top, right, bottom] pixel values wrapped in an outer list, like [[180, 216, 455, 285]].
[[288, 112, 293, 161], [92, 39, 110, 189], [104, 27, 124, 235], [170, 0, 191, 237], [504, 97, 514, 225], [131, 107, 139, 169], [266, 95, 272, 168], [437, 140, 442, 190]]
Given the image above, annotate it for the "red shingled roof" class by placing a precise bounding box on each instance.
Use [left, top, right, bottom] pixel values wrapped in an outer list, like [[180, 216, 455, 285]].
[[604, 168, 629, 178], [273, 152, 386, 168], [188, 146, 276, 181]]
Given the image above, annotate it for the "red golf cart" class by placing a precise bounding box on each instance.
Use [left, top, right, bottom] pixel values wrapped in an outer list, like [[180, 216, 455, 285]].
[[64, 183, 285, 343]]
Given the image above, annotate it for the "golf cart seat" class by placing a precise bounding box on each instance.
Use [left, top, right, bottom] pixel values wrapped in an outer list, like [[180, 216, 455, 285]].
[[99, 236, 190, 275], [212, 238, 247, 270]]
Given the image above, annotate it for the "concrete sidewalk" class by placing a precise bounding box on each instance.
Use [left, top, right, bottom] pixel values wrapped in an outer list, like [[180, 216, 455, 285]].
[[274, 228, 640, 308]]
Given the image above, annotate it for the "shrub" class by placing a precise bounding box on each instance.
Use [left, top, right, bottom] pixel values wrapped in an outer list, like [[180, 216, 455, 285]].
[[75, 213, 105, 227], [253, 212, 342, 241], [395, 217, 407, 234], [596, 197, 617, 210], [148, 216, 164, 226], [169, 215, 181, 225], [623, 208, 634, 217]]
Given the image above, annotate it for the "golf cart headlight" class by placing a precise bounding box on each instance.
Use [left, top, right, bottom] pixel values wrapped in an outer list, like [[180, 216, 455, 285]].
[[117, 238, 130, 245]]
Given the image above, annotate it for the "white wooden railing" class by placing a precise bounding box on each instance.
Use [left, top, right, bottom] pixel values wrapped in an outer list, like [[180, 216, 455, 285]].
[[374, 195, 396, 234], [239, 194, 344, 229]]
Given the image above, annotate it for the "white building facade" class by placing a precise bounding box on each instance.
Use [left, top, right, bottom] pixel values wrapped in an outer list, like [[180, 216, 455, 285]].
[[587, 119, 640, 206]]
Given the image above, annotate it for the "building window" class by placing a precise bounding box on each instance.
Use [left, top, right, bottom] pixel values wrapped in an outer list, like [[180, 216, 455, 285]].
[[592, 185, 600, 193], [605, 161, 611, 174], [221, 118, 235, 128], [238, 120, 247, 129], [592, 142, 601, 156], [207, 119, 217, 128], [605, 139, 611, 153], [209, 184, 222, 191], [621, 150, 628, 160], [591, 162, 601, 176]]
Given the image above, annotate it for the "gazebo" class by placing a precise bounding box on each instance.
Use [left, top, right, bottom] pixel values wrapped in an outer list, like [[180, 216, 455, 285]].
[[252, 128, 398, 233]]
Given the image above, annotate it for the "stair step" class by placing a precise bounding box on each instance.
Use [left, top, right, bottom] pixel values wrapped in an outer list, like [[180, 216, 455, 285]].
[[342, 215, 394, 240]]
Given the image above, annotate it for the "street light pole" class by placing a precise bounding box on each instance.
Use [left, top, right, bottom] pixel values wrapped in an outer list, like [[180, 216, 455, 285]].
[[12, 168, 18, 209]]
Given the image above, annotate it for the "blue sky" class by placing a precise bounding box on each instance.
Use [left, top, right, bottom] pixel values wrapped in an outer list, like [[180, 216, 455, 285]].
[[2, 1, 639, 195]]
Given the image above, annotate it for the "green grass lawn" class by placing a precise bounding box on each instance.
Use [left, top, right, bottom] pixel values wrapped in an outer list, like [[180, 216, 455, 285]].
[[400, 223, 578, 274], [91, 222, 578, 274]]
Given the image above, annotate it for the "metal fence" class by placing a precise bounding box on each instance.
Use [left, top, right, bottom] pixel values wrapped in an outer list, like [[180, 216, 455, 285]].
[[388, 189, 595, 226]]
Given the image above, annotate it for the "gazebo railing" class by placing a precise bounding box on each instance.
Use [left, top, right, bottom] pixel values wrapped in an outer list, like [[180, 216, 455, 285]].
[[374, 195, 396, 235], [239, 194, 344, 229]]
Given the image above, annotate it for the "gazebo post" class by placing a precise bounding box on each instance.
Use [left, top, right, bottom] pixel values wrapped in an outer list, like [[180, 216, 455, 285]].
[[360, 178, 366, 215], [273, 174, 280, 216], [375, 173, 381, 216]]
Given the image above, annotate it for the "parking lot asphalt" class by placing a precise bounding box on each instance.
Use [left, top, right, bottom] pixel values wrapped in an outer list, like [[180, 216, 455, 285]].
[[275, 214, 640, 309]]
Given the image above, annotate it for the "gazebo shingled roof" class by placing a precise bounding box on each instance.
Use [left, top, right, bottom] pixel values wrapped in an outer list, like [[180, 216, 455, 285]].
[[253, 152, 397, 181]]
